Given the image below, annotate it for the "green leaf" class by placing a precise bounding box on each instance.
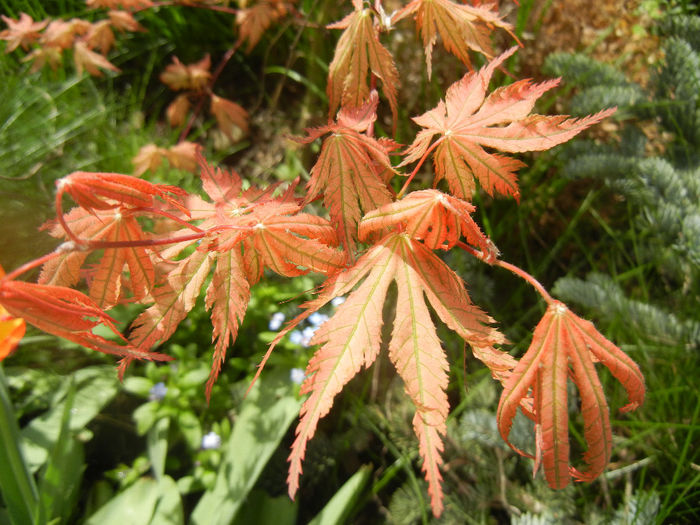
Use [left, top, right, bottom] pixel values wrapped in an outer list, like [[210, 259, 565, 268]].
[[176, 410, 202, 450], [0, 367, 41, 525], [134, 401, 160, 436], [147, 418, 170, 480], [149, 476, 184, 525], [232, 490, 297, 525], [38, 382, 85, 525], [308, 465, 372, 525], [84, 478, 159, 525], [20, 366, 119, 473], [190, 371, 302, 525], [122, 377, 154, 398]]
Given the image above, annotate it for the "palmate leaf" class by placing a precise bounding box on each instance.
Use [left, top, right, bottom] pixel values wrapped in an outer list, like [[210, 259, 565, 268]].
[[126, 159, 344, 393], [396, 0, 515, 77], [0, 279, 169, 363], [39, 208, 156, 309], [497, 301, 645, 488], [359, 188, 492, 254], [298, 93, 396, 252], [402, 47, 616, 201], [267, 233, 509, 516], [326, 0, 400, 124]]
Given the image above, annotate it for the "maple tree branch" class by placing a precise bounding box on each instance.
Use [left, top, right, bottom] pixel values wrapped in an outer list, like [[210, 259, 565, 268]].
[[457, 241, 555, 304], [397, 137, 445, 199]]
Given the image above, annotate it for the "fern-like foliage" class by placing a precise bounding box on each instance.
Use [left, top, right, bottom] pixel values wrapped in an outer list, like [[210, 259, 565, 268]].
[[544, 14, 700, 350]]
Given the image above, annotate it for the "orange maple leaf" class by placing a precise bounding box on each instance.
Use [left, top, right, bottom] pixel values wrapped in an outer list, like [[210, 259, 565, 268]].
[[73, 40, 120, 76], [210, 94, 249, 141], [359, 188, 493, 255], [402, 47, 616, 201], [58, 170, 188, 215], [0, 12, 47, 52], [0, 277, 169, 363], [497, 301, 645, 488], [396, 0, 516, 77], [159, 54, 211, 91], [235, 0, 292, 52], [326, 0, 400, 124], [264, 233, 510, 516], [127, 157, 344, 397], [296, 92, 397, 252], [39, 207, 156, 309]]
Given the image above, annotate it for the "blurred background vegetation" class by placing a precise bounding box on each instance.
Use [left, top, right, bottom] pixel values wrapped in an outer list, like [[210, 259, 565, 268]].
[[0, 0, 698, 523]]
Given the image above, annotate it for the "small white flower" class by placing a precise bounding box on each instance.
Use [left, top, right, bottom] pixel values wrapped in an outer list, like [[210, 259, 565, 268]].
[[331, 296, 346, 307], [148, 382, 168, 401], [290, 368, 305, 385], [201, 431, 222, 450], [268, 311, 286, 331]]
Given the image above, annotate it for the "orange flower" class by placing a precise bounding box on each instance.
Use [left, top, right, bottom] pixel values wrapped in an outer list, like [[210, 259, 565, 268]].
[[0, 265, 25, 360]]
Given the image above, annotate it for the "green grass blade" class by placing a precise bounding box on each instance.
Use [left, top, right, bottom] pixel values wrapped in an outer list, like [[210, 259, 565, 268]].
[[37, 381, 84, 525], [0, 367, 41, 525]]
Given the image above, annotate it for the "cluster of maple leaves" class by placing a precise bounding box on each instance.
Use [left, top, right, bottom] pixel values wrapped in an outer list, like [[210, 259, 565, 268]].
[[0, 0, 645, 517]]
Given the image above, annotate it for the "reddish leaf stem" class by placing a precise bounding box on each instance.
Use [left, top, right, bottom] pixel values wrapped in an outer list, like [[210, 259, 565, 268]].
[[132, 207, 204, 233], [457, 241, 554, 304], [396, 137, 445, 199]]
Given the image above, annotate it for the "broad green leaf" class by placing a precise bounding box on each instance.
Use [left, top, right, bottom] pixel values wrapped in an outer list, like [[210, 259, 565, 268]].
[[147, 417, 170, 480], [232, 490, 298, 525], [84, 478, 159, 525], [308, 465, 372, 525], [20, 366, 120, 472], [190, 371, 301, 525], [149, 476, 183, 525]]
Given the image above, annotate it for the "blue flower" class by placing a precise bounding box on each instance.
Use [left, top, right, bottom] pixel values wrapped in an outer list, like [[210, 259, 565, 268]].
[[268, 311, 286, 331], [289, 330, 304, 345], [148, 382, 167, 401], [308, 312, 329, 327], [201, 431, 222, 450]]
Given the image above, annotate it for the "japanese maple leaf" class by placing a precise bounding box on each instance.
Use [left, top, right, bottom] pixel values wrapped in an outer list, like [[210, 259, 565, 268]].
[[326, 0, 400, 124], [58, 170, 189, 215], [264, 233, 511, 517], [39, 207, 156, 309], [297, 92, 397, 252], [401, 47, 616, 201], [0, 12, 47, 52], [235, 0, 292, 52], [0, 278, 169, 363], [497, 301, 645, 489], [396, 0, 515, 77], [73, 40, 120, 76], [159, 54, 211, 91], [127, 157, 344, 396], [210, 94, 249, 140], [359, 188, 494, 255]]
